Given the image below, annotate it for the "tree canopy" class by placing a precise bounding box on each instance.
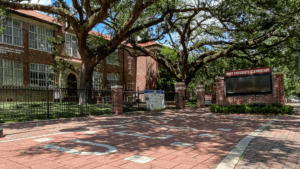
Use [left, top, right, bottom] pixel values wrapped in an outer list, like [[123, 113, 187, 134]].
[[129, 0, 300, 87]]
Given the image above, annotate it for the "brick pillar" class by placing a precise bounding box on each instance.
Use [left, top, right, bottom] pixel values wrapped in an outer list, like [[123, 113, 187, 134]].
[[111, 85, 123, 115], [197, 85, 205, 108], [215, 77, 225, 106], [175, 82, 186, 109], [273, 72, 285, 105]]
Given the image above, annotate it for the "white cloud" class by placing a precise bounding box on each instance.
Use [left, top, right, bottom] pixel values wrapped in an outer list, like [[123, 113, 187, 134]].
[[21, 0, 51, 5]]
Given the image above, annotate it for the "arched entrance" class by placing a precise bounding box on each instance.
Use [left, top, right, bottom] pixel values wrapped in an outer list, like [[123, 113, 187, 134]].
[[67, 73, 77, 96]]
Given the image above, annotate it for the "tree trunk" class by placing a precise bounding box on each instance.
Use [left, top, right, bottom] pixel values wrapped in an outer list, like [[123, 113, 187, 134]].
[[79, 60, 94, 105]]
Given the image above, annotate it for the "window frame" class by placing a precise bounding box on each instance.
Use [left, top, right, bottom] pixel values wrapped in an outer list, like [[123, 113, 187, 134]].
[[0, 18, 23, 47], [107, 73, 119, 90], [92, 72, 103, 90], [0, 59, 23, 86], [30, 63, 55, 87], [128, 57, 132, 75], [29, 24, 53, 52], [65, 33, 78, 57]]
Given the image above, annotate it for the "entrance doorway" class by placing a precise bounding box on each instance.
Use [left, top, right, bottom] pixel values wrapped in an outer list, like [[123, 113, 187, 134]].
[[67, 73, 77, 96]]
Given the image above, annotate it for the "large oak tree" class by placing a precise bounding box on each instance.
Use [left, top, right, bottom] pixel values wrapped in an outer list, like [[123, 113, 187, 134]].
[[129, 0, 300, 87], [0, 0, 198, 103]]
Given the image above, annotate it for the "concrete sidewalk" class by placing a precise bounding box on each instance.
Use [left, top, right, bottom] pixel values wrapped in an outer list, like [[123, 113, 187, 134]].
[[0, 108, 275, 169]]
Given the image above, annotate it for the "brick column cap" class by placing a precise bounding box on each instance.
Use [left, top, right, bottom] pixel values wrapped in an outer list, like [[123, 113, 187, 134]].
[[111, 85, 123, 89], [215, 77, 224, 79], [175, 82, 185, 85], [272, 72, 284, 75], [197, 85, 204, 88]]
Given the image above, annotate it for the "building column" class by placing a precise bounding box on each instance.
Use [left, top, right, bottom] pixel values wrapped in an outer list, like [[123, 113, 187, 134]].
[[111, 85, 123, 115], [215, 77, 225, 106], [175, 82, 186, 109], [273, 72, 285, 105], [197, 85, 205, 108]]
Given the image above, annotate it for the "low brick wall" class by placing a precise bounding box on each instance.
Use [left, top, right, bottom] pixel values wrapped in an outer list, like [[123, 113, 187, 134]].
[[216, 73, 285, 106]]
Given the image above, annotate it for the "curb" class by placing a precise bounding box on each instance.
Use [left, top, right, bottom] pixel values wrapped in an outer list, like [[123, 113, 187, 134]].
[[215, 118, 275, 169]]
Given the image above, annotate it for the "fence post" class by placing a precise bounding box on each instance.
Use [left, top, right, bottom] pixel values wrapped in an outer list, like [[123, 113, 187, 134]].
[[111, 85, 123, 115], [85, 86, 87, 115], [46, 83, 49, 118], [196, 85, 205, 108], [175, 82, 186, 109]]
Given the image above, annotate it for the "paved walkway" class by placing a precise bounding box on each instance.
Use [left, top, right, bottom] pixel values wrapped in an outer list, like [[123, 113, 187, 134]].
[[234, 104, 300, 169], [0, 108, 294, 169]]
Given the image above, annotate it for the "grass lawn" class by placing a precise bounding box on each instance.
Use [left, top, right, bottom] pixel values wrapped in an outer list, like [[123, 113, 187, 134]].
[[186, 101, 197, 108], [0, 102, 112, 123]]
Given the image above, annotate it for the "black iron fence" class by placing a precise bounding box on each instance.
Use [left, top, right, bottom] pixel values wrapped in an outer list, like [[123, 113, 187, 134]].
[[123, 90, 146, 112], [0, 86, 113, 121], [165, 92, 180, 109]]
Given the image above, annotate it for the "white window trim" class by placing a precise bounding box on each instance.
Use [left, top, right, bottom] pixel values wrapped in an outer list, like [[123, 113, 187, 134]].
[[107, 73, 119, 89], [92, 72, 103, 90], [0, 59, 23, 86], [29, 24, 53, 53], [30, 63, 54, 87], [65, 33, 78, 57], [0, 18, 23, 47], [128, 57, 132, 75]]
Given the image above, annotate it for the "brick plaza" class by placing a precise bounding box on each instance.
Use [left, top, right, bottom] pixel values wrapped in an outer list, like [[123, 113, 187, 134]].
[[0, 107, 284, 169]]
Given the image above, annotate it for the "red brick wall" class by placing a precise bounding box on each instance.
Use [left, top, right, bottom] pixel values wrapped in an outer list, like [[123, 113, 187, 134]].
[[216, 73, 285, 105], [197, 85, 205, 108], [0, 12, 159, 91]]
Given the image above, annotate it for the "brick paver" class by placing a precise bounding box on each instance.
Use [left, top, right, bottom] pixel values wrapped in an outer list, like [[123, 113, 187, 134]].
[[0, 108, 275, 169], [235, 103, 300, 169]]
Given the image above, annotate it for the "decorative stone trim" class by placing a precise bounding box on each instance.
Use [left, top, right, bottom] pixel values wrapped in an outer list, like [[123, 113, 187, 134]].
[[197, 85, 204, 87], [175, 82, 185, 85], [175, 87, 186, 90], [196, 89, 204, 92], [272, 72, 284, 75], [215, 77, 225, 79], [111, 85, 123, 89]]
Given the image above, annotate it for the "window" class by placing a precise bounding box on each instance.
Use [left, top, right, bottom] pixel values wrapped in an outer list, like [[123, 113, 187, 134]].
[[29, 25, 53, 52], [92, 72, 103, 90], [65, 34, 78, 57], [106, 50, 119, 65], [30, 63, 54, 87], [0, 59, 23, 86], [128, 57, 132, 74], [0, 19, 22, 46], [107, 73, 119, 90], [127, 82, 134, 90]]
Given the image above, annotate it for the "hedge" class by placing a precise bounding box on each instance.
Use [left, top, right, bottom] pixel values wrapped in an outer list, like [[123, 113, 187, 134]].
[[209, 103, 294, 115]]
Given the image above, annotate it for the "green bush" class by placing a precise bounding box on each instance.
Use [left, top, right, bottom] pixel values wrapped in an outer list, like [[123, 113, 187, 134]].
[[261, 107, 269, 114], [215, 106, 223, 113], [223, 107, 229, 113], [287, 106, 294, 115], [237, 106, 246, 113], [209, 104, 294, 115], [228, 106, 237, 113], [272, 103, 283, 108], [209, 104, 217, 113], [269, 106, 279, 114], [252, 106, 261, 114], [245, 106, 252, 113]]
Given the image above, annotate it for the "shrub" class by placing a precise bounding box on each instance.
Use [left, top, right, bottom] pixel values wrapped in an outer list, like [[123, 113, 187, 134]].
[[245, 106, 252, 113], [272, 103, 283, 108], [252, 106, 261, 114], [261, 107, 269, 114], [215, 106, 223, 113], [228, 106, 237, 113], [269, 106, 279, 114], [237, 106, 246, 113], [287, 106, 294, 115], [223, 107, 229, 113], [209, 104, 217, 113], [280, 106, 288, 114]]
